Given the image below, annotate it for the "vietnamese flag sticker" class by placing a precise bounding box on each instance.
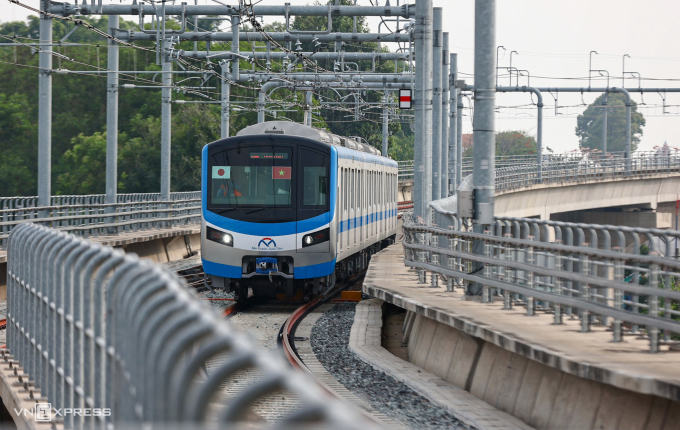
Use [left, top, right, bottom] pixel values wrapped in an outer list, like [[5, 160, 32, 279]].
[[273, 166, 291, 180]]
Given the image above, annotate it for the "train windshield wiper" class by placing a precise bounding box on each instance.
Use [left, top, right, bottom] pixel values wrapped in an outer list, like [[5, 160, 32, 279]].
[[245, 207, 274, 215], [214, 208, 237, 215]]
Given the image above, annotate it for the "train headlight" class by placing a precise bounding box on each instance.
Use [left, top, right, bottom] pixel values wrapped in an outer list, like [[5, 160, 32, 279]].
[[207, 226, 233, 247], [301, 228, 330, 248]]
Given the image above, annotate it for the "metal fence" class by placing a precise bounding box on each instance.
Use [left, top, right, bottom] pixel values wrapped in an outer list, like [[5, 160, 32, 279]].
[[403, 210, 680, 353], [397, 149, 680, 187], [1, 192, 201, 249], [5, 223, 372, 429], [496, 150, 680, 192], [397, 160, 414, 181]]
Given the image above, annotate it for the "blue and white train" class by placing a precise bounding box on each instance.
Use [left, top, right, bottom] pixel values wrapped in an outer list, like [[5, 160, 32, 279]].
[[201, 121, 398, 301]]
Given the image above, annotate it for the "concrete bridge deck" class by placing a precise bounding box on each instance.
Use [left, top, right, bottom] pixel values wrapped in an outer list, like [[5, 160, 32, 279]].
[[363, 244, 680, 430]]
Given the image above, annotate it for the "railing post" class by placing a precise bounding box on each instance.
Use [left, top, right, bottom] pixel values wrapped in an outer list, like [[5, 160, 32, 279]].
[[649, 262, 659, 353], [430, 234, 439, 288], [580, 252, 591, 333], [526, 237, 535, 316], [553, 248, 563, 324]]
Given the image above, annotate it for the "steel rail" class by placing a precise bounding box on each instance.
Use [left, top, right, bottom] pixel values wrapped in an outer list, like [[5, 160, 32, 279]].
[[279, 272, 387, 427]]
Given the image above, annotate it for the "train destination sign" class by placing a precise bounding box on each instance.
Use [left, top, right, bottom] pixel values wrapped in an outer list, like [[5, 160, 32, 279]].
[[250, 153, 289, 159]]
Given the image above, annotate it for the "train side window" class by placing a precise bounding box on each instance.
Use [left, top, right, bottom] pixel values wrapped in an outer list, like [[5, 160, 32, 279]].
[[343, 168, 347, 213]]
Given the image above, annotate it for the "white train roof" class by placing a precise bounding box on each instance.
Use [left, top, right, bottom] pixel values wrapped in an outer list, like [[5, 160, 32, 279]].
[[236, 121, 383, 157]]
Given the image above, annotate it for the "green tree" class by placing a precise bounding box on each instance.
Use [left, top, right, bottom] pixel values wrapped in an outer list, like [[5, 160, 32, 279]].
[[56, 132, 108, 195], [462, 130, 537, 157], [575, 93, 645, 153], [496, 130, 537, 155], [0, 93, 36, 196]]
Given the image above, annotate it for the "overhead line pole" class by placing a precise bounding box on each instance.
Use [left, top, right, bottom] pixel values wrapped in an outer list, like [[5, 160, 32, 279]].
[[431, 7, 443, 201], [221, 62, 230, 138], [106, 14, 120, 229], [441, 32, 449, 199], [413, 0, 433, 225], [160, 38, 172, 201], [38, 0, 53, 211], [382, 92, 389, 157], [469, 0, 497, 296], [448, 53, 458, 195]]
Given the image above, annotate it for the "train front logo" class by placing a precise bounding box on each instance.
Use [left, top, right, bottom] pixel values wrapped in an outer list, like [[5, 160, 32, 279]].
[[255, 237, 284, 251], [258, 237, 277, 248]]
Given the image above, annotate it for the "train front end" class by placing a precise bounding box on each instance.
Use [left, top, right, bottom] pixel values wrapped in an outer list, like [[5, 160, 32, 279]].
[[201, 134, 336, 301]]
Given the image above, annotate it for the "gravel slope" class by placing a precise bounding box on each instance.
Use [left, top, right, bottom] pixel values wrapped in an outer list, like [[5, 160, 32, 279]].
[[311, 303, 475, 430]]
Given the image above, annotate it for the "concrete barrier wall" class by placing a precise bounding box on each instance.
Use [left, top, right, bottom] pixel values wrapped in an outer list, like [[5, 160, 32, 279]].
[[495, 173, 680, 220], [403, 311, 680, 430], [399, 180, 413, 202]]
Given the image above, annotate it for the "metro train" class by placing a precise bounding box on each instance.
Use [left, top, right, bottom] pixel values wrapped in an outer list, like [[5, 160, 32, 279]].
[[201, 121, 398, 302]]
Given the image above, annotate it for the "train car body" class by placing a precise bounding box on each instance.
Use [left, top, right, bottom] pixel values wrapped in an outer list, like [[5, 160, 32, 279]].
[[201, 121, 398, 300]]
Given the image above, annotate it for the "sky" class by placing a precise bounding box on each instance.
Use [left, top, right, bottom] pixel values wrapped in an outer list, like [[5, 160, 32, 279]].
[[2, 0, 680, 153]]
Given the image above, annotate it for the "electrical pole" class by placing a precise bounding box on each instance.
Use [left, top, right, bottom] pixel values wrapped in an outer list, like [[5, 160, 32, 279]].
[[160, 38, 172, 201], [382, 92, 389, 157], [602, 92, 608, 156], [449, 53, 458, 195], [470, 0, 496, 295], [456, 92, 463, 189], [413, 0, 433, 224], [441, 32, 449, 199], [106, 14, 120, 227], [38, 0, 53, 211], [431, 7, 443, 201], [221, 62, 230, 138]]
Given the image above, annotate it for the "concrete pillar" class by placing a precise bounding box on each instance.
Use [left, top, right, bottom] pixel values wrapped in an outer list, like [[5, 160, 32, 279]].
[[413, 0, 434, 224]]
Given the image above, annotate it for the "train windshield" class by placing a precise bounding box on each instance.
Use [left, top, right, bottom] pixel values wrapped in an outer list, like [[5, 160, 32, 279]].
[[209, 145, 293, 208], [207, 142, 330, 223]]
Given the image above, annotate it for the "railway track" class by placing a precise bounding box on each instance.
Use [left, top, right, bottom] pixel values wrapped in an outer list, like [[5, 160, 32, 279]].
[[175, 262, 401, 427]]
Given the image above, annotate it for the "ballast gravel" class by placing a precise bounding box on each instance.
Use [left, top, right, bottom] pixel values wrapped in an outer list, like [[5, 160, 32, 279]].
[[311, 303, 475, 430]]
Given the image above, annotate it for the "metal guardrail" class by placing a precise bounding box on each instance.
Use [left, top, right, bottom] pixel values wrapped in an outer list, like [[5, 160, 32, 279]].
[[0, 191, 201, 210], [397, 150, 680, 187], [0, 192, 201, 249], [496, 151, 680, 192], [6, 224, 372, 429], [397, 160, 414, 181], [403, 211, 680, 353]]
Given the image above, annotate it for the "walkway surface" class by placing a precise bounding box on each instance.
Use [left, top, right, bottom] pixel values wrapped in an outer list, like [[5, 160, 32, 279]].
[[362, 244, 680, 403]]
